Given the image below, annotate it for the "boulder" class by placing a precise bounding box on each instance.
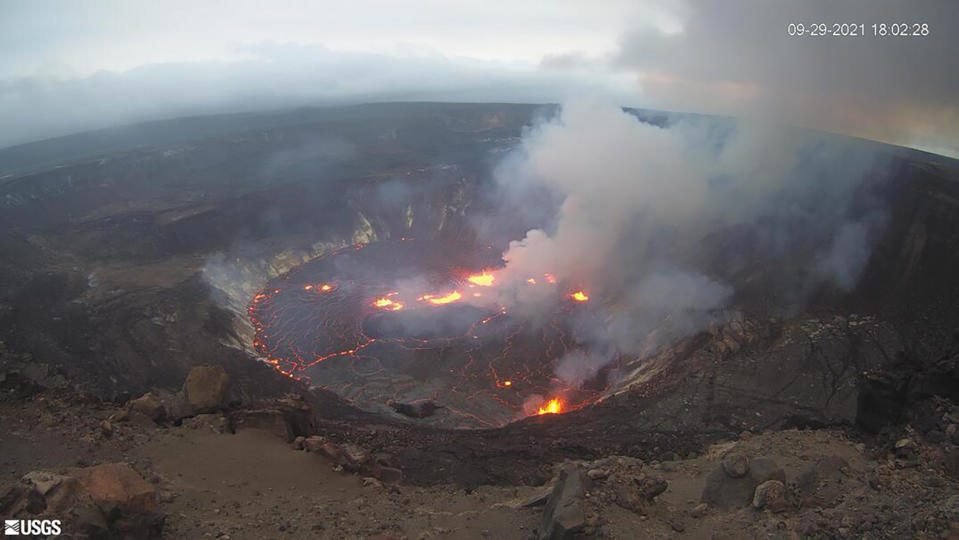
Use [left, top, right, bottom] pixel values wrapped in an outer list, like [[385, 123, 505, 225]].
[[586, 468, 609, 481], [99, 420, 113, 438], [752, 480, 788, 512], [183, 365, 230, 412], [540, 465, 587, 540], [518, 488, 553, 508], [303, 436, 328, 453], [4, 465, 162, 539], [317, 442, 344, 462], [128, 393, 166, 422], [722, 452, 749, 478], [20, 471, 77, 514], [894, 438, 917, 459], [702, 467, 755, 509], [167, 390, 195, 420], [702, 456, 785, 509], [375, 466, 404, 484], [340, 443, 371, 471], [69, 463, 157, 514], [690, 503, 709, 518], [636, 473, 668, 501], [749, 457, 786, 485], [389, 400, 442, 418]]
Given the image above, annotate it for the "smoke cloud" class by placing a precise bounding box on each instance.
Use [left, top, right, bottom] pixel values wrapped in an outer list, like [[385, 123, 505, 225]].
[[475, 100, 889, 388]]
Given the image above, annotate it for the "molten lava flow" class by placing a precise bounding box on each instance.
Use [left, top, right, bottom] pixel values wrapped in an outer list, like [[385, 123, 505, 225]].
[[247, 240, 613, 428], [537, 397, 563, 415], [373, 296, 404, 310], [467, 271, 495, 287], [427, 291, 462, 305]]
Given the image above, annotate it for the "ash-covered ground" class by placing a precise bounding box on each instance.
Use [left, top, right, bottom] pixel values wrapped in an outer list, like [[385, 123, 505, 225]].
[[2, 103, 959, 538]]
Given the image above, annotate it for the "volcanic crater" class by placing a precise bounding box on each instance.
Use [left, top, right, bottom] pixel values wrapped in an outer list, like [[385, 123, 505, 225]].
[[249, 238, 608, 428]]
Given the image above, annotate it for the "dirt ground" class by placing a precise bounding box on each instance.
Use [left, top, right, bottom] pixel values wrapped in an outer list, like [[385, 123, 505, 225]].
[[138, 428, 542, 539], [3, 390, 959, 539]]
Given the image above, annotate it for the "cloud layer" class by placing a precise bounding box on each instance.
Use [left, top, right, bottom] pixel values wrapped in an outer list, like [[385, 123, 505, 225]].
[[613, 0, 959, 156]]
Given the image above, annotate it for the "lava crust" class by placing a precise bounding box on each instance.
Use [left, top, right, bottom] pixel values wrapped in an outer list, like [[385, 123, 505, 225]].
[[249, 239, 609, 428]]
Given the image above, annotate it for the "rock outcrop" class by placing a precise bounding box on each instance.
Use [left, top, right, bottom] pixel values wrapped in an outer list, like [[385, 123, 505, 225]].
[[1, 463, 162, 538], [539, 465, 587, 540], [183, 365, 230, 412]]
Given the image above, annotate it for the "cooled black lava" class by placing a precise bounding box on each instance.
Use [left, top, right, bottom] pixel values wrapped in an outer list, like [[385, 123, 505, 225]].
[[248, 239, 609, 428]]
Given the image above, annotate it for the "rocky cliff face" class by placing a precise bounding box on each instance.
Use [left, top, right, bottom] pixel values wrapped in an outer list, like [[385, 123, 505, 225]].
[[0, 104, 520, 400]]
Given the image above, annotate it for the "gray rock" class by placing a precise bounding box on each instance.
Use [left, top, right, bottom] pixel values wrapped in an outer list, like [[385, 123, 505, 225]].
[[636, 473, 668, 501], [291, 436, 306, 450], [722, 453, 749, 478], [302, 436, 327, 453], [375, 466, 403, 484], [586, 468, 608, 480], [690, 503, 709, 518], [702, 456, 784, 509], [748, 457, 785, 485], [519, 488, 552, 508], [702, 466, 755, 509], [795, 464, 818, 496], [894, 438, 916, 458], [540, 465, 586, 540], [128, 393, 166, 422]]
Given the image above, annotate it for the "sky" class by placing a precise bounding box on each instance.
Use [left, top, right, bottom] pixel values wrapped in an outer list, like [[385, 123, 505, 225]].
[[1, 0, 957, 156]]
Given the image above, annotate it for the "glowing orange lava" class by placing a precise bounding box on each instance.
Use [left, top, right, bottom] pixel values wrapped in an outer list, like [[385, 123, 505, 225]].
[[571, 291, 589, 302], [544, 273, 557, 284], [373, 296, 404, 310], [526, 278, 537, 285], [320, 284, 333, 292], [503, 380, 512, 387], [537, 398, 563, 415], [467, 271, 495, 287], [428, 291, 462, 305]]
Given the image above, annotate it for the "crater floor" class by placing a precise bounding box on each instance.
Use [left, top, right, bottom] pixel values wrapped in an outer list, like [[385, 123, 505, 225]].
[[249, 239, 608, 428]]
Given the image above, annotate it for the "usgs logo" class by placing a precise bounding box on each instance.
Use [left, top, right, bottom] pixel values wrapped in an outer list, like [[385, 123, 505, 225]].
[[4, 519, 61, 536]]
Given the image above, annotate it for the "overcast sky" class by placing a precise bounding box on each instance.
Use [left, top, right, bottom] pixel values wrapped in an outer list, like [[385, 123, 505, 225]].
[[1, 0, 957, 156]]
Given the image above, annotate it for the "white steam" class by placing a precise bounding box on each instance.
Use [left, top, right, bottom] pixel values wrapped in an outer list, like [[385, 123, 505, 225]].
[[480, 100, 886, 388]]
